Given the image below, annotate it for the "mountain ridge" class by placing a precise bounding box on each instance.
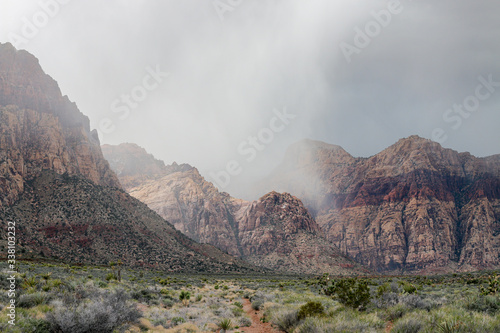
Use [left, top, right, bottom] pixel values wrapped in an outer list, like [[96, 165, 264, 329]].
[[256, 135, 500, 273], [102, 143, 369, 275], [0, 42, 262, 274]]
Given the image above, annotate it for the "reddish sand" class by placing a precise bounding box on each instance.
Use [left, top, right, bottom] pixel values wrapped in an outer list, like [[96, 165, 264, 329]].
[[238, 298, 283, 333]]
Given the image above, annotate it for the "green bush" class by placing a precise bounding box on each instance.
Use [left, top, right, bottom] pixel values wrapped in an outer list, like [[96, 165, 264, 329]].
[[105, 273, 116, 281], [171, 317, 186, 326], [297, 301, 325, 320], [251, 298, 264, 310], [271, 309, 299, 332], [463, 294, 500, 314], [324, 278, 371, 310], [18, 318, 52, 333], [232, 307, 244, 317], [399, 281, 418, 294], [480, 275, 500, 295], [384, 304, 408, 322], [18, 292, 50, 308], [376, 283, 390, 298]]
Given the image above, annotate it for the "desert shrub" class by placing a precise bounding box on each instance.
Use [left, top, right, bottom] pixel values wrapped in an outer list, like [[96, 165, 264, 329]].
[[239, 316, 252, 327], [105, 273, 117, 281], [179, 290, 191, 306], [271, 309, 299, 332], [18, 318, 52, 333], [435, 320, 461, 333], [392, 317, 423, 333], [164, 299, 174, 308], [251, 298, 264, 310], [372, 291, 398, 309], [295, 317, 326, 333], [399, 294, 432, 311], [171, 316, 186, 326], [383, 304, 408, 321], [399, 281, 418, 294], [324, 278, 371, 310], [46, 288, 140, 333], [233, 301, 243, 308], [463, 294, 500, 314], [18, 292, 51, 308], [131, 288, 156, 303], [376, 283, 390, 298], [480, 275, 500, 295], [231, 306, 244, 317], [148, 307, 172, 327], [297, 301, 325, 320]]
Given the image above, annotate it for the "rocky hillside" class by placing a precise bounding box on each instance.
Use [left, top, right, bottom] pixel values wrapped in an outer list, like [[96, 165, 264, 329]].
[[257, 136, 500, 273], [103, 143, 368, 275], [0, 42, 260, 273], [0, 42, 120, 209]]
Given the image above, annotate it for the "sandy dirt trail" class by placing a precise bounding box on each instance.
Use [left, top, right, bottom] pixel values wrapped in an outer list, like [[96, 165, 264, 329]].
[[238, 298, 283, 333]]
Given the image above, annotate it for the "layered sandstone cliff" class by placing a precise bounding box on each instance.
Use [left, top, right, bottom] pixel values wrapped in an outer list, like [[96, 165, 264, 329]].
[[0, 42, 119, 208], [257, 136, 500, 273], [0, 42, 260, 273], [103, 143, 368, 275]]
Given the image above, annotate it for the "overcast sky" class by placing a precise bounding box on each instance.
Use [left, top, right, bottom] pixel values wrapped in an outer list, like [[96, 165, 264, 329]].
[[1, 0, 499, 199]]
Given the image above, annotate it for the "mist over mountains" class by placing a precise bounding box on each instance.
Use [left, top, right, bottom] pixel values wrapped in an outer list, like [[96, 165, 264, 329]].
[[1, 1, 499, 200]]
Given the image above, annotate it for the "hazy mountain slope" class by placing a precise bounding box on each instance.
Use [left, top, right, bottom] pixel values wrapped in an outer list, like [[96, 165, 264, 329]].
[[103, 143, 368, 275], [0, 42, 260, 273], [256, 136, 500, 273]]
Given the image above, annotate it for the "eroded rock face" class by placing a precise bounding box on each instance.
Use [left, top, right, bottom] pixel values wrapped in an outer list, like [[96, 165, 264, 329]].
[[257, 136, 500, 273], [103, 143, 368, 275], [0, 43, 260, 274], [0, 42, 120, 208]]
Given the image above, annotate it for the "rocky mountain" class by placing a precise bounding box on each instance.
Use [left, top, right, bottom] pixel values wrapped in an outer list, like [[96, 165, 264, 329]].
[[257, 136, 500, 273], [0, 42, 260, 273], [102, 143, 368, 275], [0, 42, 120, 209]]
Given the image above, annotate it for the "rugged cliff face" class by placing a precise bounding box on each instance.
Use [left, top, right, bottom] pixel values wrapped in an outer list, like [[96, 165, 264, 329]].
[[103, 143, 368, 275], [0, 42, 260, 273], [0, 42, 120, 208], [257, 136, 500, 273], [234, 192, 366, 274]]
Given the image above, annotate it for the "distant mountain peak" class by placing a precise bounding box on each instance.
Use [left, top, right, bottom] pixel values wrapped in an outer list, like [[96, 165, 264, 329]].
[[101, 143, 194, 190]]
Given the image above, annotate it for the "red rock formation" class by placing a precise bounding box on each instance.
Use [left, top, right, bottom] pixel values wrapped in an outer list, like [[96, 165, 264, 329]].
[[0, 42, 260, 274], [257, 136, 500, 273], [103, 143, 368, 275], [0, 42, 120, 208]]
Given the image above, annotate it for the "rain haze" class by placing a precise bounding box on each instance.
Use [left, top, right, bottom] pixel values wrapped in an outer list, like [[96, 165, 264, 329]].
[[1, 0, 499, 199]]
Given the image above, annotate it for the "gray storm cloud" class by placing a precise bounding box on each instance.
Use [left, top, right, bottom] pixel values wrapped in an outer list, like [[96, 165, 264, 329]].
[[0, 0, 499, 199]]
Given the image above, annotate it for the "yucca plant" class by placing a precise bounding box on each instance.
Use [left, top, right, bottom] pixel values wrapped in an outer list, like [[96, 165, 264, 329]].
[[218, 318, 232, 332], [480, 274, 500, 295], [22, 276, 38, 289], [179, 290, 191, 307]]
